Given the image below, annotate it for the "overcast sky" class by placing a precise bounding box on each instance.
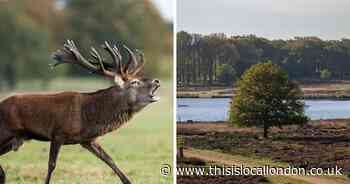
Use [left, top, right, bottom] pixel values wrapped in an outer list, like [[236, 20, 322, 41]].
[[152, 0, 173, 21], [177, 0, 350, 40]]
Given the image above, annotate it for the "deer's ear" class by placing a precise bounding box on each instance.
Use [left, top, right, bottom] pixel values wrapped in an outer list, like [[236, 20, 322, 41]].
[[114, 76, 125, 88]]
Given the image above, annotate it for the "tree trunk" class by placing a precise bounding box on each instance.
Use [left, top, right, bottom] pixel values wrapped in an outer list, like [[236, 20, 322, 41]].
[[263, 123, 269, 138], [5, 63, 16, 90], [208, 60, 213, 85], [178, 147, 184, 159]]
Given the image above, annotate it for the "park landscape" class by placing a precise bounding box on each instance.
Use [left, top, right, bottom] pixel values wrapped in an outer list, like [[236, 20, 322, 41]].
[[176, 3, 350, 182], [177, 69, 350, 183], [176, 33, 350, 184]]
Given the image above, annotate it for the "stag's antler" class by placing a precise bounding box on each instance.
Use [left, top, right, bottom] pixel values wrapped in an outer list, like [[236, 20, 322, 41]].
[[51, 40, 145, 80], [101, 41, 124, 76], [123, 45, 145, 77]]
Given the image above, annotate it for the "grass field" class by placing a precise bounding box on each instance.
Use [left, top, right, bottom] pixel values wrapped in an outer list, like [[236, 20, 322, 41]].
[[0, 78, 173, 184]]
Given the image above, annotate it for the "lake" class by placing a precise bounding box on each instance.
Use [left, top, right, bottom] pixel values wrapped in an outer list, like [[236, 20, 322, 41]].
[[177, 98, 350, 121]]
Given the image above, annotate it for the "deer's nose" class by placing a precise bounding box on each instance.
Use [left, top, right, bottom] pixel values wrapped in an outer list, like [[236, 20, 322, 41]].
[[152, 79, 160, 85]]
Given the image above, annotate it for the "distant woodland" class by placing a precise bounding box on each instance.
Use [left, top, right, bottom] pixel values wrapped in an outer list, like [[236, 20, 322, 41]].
[[177, 31, 350, 87], [0, 0, 172, 90]]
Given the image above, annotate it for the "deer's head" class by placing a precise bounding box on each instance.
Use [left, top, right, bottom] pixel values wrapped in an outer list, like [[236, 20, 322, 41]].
[[51, 40, 160, 112]]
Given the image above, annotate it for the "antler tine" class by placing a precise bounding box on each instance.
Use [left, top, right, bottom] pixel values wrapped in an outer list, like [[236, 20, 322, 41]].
[[89, 47, 100, 61], [123, 45, 138, 75], [112, 45, 122, 61], [102, 41, 124, 76], [130, 49, 145, 76], [51, 40, 115, 78], [90, 47, 108, 73], [113, 45, 124, 74]]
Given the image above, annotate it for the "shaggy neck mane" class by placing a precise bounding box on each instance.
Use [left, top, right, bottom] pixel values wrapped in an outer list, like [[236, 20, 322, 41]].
[[81, 86, 134, 138]]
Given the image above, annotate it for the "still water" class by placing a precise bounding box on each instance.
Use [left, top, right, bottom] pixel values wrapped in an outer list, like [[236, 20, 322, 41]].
[[177, 98, 350, 121]]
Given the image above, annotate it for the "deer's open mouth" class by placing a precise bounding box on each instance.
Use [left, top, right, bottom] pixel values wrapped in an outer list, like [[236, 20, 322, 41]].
[[150, 85, 160, 102]]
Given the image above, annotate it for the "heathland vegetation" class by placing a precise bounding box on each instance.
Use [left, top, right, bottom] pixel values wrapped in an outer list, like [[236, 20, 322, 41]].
[[177, 121, 350, 184]]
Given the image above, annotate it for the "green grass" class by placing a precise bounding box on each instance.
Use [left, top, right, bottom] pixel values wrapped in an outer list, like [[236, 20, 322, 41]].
[[0, 78, 173, 184]]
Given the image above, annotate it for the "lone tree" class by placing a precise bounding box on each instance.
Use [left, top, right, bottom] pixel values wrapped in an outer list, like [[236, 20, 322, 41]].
[[229, 62, 308, 138]]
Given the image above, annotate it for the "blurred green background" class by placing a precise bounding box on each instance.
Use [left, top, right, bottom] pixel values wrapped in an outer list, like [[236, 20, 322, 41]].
[[0, 0, 173, 183], [0, 0, 172, 90]]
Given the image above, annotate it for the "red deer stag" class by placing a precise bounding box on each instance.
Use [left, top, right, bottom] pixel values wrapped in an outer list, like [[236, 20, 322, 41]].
[[0, 40, 160, 184]]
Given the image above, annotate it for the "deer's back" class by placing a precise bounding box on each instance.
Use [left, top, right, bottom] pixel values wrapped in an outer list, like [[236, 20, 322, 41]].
[[0, 92, 83, 142]]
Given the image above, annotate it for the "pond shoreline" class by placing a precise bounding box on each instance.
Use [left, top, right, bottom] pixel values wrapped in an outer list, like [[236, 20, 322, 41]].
[[177, 118, 349, 124], [177, 83, 350, 100], [177, 93, 350, 100]]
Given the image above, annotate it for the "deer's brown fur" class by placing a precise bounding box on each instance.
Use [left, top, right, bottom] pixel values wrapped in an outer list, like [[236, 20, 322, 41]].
[[0, 86, 134, 145]]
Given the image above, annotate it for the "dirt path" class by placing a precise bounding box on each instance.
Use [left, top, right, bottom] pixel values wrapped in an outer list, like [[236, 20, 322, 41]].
[[184, 149, 349, 184]]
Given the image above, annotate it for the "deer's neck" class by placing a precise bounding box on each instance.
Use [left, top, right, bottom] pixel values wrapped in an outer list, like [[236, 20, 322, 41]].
[[81, 87, 134, 137]]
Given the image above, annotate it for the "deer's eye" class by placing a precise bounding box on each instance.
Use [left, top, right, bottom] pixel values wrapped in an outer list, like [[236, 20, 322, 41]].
[[130, 80, 140, 86]]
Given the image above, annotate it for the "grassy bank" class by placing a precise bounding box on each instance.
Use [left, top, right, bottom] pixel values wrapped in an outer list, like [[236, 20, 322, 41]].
[[177, 82, 350, 99], [0, 78, 173, 184]]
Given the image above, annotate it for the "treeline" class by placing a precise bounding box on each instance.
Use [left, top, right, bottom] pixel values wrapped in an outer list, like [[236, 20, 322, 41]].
[[0, 0, 172, 90], [177, 31, 350, 87]]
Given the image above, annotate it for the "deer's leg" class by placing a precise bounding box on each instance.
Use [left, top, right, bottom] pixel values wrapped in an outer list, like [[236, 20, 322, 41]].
[[44, 142, 61, 184], [0, 129, 17, 156], [0, 139, 14, 156], [0, 164, 4, 184], [81, 141, 131, 184], [0, 141, 12, 184], [0, 137, 16, 184]]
